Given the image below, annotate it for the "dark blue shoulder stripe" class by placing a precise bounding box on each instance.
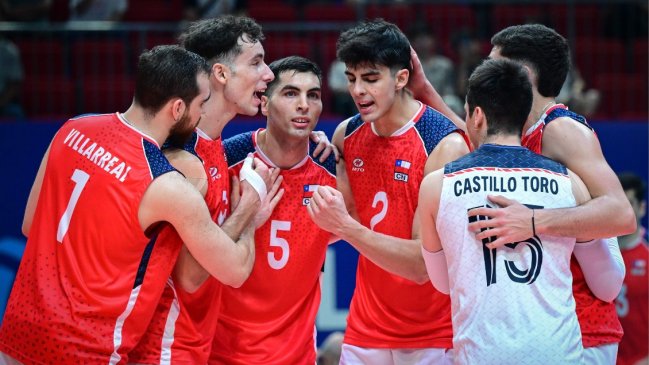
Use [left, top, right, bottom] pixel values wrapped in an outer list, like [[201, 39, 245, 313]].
[[445, 145, 567, 175], [414, 106, 459, 156], [546, 108, 593, 131], [224, 131, 255, 167], [344, 114, 364, 137], [181, 132, 200, 161], [143, 139, 177, 178], [308, 139, 336, 175]]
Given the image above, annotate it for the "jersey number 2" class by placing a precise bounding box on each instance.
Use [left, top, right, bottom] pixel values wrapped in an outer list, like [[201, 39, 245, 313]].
[[268, 220, 291, 269], [370, 191, 388, 230], [57, 169, 90, 243]]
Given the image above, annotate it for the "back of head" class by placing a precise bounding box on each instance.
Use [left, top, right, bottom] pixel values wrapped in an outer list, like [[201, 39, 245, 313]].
[[266, 56, 322, 96], [491, 24, 569, 98], [619, 172, 646, 202], [180, 15, 264, 66], [336, 18, 411, 72], [466, 58, 533, 137], [134, 45, 210, 116]]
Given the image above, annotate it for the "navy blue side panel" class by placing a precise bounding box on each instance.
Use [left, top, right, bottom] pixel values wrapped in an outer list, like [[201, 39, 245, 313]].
[[143, 139, 178, 178], [133, 231, 159, 288], [344, 114, 364, 137], [445, 144, 568, 175], [546, 108, 593, 131], [415, 107, 460, 156], [309, 139, 337, 176], [223, 131, 255, 167], [181, 132, 200, 161]]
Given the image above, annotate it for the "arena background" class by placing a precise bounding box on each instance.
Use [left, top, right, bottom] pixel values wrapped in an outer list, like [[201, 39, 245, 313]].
[[0, 0, 647, 347]]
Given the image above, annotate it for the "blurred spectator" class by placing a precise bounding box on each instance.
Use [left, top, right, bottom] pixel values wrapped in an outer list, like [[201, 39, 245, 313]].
[[455, 34, 483, 107], [408, 23, 464, 119], [0, 0, 51, 22], [604, 2, 649, 40], [69, 0, 127, 21], [616, 172, 648, 365], [317, 331, 343, 365], [328, 59, 356, 117], [183, 0, 245, 21], [556, 67, 601, 119], [0, 35, 24, 119]]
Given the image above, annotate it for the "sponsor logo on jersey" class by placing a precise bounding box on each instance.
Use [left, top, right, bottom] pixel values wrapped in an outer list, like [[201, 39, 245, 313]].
[[394, 159, 411, 182], [303, 184, 319, 205], [631, 259, 646, 276], [352, 158, 364, 172], [209, 167, 221, 180]]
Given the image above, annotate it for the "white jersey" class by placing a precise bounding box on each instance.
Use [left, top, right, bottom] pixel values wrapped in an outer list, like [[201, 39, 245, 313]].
[[437, 144, 583, 365]]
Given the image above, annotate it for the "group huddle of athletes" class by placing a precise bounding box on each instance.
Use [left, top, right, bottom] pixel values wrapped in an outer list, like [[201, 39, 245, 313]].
[[0, 13, 646, 365]]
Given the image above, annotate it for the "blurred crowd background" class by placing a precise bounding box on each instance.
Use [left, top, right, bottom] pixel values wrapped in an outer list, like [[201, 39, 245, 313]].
[[0, 0, 646, 122]]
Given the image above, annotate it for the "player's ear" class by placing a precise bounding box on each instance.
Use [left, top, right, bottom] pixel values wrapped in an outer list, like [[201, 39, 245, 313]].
[[521, 64, 539, 89], [473, 106, 487, 131], [260, 95, 269, 116], [171, 98, 186, 121], [212, 63, 228, 85], [395, 68, 409, 91]]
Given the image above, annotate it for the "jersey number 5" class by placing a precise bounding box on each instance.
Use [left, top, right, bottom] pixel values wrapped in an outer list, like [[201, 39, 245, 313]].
[[268, 220, 291, 270], [57, 169, 90, 243]]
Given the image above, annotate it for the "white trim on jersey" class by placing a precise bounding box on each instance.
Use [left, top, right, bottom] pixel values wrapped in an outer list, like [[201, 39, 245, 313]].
[[369, 101, 424, 137], [160, 279, 181, 365], [109, 285, 142, 365], [117, 112, 160, 148]]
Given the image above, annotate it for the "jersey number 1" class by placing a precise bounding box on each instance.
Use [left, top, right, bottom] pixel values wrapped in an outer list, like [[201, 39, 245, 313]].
[[57, 169, 90, 243]]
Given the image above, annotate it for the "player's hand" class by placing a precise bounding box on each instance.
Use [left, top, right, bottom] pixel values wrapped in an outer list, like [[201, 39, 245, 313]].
[[307, 186, 354, 236], [310, 131, 340, 162], [254, 173, 284, 228], [406, 46, 433, 99], [467, 195, 535, 248]]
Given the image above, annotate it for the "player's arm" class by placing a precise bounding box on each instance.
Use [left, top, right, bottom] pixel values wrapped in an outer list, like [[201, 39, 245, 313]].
[[569, 169, 625, 302], [22, 142, 51, 236], [308, 131, 468, 284], [310, 130, 340, 163], [139, 158, 275, 288], [331, 120, 358, 220], [468, 119, 636, 245], [407, 47, 466, 132], [418, 169, 450, 294]]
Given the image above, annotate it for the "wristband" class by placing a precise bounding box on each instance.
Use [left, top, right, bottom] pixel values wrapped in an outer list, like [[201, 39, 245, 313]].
[[240, 155, 267, 203]]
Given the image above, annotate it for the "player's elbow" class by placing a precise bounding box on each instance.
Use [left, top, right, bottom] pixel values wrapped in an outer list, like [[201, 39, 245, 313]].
[[590, 275, 624, 303], [410, 266, 432, 285], [21, 220, 30, 238], [618, 205, 637, 236], [225, 261, 253, 289]]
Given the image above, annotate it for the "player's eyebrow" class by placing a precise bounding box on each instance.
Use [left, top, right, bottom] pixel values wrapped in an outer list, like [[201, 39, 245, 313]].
[[280, 85, 321, 93], [345, 69, 381, 77]]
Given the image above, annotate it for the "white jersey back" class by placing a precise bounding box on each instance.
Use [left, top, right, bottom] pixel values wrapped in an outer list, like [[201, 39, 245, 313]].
[[438, 144, 583, 365]]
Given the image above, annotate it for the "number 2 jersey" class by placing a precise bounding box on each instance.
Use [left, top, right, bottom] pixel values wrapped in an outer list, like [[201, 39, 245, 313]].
[[522, 104, 624, 348], [129, 128, 231, 365], [438, 144, 583, 364], [210, 129, 336, 365], [0, 113, 179, 364], [342, 103, 460, 348]]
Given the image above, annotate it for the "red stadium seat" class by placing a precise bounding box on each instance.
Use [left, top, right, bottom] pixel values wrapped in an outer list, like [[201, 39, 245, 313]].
[[574, 38, 625, 84], [263, 33, 312, 64], [304, 4, 356, 22], [79, 77, 134, 114], [15, 39, 66, 77], [123, 0, 183, 22], [22, 76, 76, 119], [71, 39, 129, 77], [365, 4, 415, 30], [248, 2, 297, 22], [593, 73, 648, 120]]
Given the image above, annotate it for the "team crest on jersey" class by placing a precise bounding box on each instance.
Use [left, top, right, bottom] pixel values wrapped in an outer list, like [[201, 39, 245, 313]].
[[393, 159, 411, 182], [209, 167, 221, 181], [303, 184, 319, 205], [631, 259, 646, 276], [351, 158, 364, 172]]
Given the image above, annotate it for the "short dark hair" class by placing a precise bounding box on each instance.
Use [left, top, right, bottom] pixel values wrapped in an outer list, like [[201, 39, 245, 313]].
[[619, 172, 646, 202], [336, 19, 411, 72], [179, 15, 264, 66], [134, 45, 210, 116], [491, 24, 570, 98], [466, 58, 533, 136], [266, 56, 322, 96]]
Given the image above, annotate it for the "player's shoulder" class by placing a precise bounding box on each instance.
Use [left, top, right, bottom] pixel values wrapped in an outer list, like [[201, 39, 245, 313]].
[[342, 114, 364, 138], [415, 105, 461, 155], [223, 131, 255, 167], [308, 140, 336, 177]]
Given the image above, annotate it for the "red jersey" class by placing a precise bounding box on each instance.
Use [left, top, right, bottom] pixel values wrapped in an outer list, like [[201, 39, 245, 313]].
[[129, 128, 231, 365], [0, 113, 179, 364], [616, 229, 648, 365], [209, 129, 336, 365], [522, 104, 623, 347], [342, 103, 459, 348]]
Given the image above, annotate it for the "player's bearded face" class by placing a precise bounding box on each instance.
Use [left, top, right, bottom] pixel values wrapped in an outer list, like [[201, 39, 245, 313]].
[[167, 109, 198, 147]]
